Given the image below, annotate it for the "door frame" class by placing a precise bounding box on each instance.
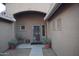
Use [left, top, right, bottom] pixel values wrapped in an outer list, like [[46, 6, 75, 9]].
[[32, 25, 42, 42], [31, 24, 46, 43]]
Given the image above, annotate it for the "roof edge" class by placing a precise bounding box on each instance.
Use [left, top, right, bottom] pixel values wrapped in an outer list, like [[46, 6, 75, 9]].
[[0, 14, 16, 22], [44, 3, 62, 20]]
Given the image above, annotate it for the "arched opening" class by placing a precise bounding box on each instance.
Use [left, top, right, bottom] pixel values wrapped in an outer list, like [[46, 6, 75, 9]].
[[14, 11, 47, 44], [14, 10, 46, 19]]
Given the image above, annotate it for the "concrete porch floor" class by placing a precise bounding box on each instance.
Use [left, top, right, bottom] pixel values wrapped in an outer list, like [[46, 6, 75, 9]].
[[5, 44, 56, 56]]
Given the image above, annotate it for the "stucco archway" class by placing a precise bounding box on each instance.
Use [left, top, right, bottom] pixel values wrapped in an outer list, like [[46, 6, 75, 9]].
[[14, 10, 47, 44]]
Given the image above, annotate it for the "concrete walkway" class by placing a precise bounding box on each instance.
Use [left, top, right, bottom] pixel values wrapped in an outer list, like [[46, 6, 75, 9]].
[[5, 44, 56, 56], [17, 44, 44, 56], [30, 47, 43, 56], [30, 45, 44, 56]]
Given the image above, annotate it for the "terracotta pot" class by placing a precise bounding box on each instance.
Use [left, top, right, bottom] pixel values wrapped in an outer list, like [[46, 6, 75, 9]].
[[45, 42, 51, 48], [45, 44, 50, 48], [9, 44, 16, 49]]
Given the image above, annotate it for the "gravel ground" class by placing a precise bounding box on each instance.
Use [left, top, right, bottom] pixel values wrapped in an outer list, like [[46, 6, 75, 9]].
[[5, 48, 31, 56], [42, 48, 56, 56]]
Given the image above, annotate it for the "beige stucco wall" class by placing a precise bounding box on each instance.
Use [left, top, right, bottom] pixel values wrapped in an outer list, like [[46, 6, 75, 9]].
[[47, 4, 79, 56], [15, 14, 46, 41], [0, 20, 15, 52], [5, 3, 52, 16]]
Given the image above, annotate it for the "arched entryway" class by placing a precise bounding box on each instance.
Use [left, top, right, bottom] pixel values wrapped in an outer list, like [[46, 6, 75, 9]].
[[14, 11, 47, 44]]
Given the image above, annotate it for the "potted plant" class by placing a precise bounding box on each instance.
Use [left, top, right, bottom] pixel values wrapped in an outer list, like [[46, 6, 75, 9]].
[[43, 38, 51, 48], [8, 39, 17, 49]]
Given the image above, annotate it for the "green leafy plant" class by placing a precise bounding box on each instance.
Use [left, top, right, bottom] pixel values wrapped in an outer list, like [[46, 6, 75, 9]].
[[42, 37, 51, 44], [8, 39, 17, 45]]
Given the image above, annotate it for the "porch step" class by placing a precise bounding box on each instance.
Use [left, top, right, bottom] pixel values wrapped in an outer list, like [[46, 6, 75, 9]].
[[31, 42, 43, 45]]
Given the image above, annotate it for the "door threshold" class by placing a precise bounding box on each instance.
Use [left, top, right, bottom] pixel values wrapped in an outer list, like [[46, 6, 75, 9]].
[[31, 42, 43, 45]]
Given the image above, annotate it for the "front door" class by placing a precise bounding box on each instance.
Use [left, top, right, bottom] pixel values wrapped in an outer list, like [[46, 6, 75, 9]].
[[33, 26, 41, 42]]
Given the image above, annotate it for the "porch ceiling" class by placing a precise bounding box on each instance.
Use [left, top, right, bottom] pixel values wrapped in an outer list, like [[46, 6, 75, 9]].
[[6, 3, 52, 15]]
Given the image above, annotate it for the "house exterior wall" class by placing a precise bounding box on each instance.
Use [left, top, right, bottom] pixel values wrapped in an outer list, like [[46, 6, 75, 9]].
[[47, 4, 79, 55], [15, 14, 46, 42], [5, 3, 52, 15], [0, 20, 15, 52]]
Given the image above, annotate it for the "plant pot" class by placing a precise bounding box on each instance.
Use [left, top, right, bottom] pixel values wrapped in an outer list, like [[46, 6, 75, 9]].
[[44, 42, 51, 48], [9, 43, 16, 49], [45, 43, 50, 48]]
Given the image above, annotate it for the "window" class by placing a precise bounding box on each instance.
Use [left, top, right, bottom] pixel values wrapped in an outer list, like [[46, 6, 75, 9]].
[[42, 25, 45, 36], [56, 18, 62, 31], [21, 26, 25, 30], [16, 25, 25, 31], [52, 20, 56, 31], [16, 26, 20, 31]]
